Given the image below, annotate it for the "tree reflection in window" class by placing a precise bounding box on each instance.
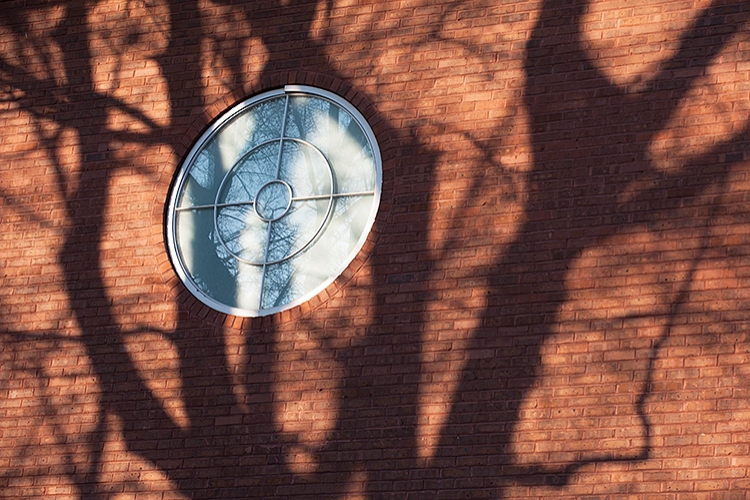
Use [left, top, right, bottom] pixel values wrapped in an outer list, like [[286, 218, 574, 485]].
[[167, 86, 381, 316]]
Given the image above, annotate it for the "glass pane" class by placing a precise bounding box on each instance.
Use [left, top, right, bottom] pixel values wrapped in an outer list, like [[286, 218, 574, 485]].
[[261, 259, 300, 310], [219, 141, 279, 206], [278, 141, 331, 198], [179, 145, 222, 208], [235, 260, 264, 311], [326, 112, 375, 193], [215, 205, 269, 264], [285, 95, 337, 158], [214, 96, 285, 167], [284, 95, 329, 142], [175, 208, 238, 307], [329, 139, 376, 194], [265, 199, 329, 263]]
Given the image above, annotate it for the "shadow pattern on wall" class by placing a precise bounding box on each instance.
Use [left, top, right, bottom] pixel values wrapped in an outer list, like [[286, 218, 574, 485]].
[[0, 0, 749, 498]]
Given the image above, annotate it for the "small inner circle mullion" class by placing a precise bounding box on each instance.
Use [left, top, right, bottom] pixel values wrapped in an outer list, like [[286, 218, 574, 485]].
[[253, 180, 293, 222]]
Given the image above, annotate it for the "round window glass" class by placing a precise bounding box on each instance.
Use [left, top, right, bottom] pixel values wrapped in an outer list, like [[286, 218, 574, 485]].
[[166, 85, 382, 317]]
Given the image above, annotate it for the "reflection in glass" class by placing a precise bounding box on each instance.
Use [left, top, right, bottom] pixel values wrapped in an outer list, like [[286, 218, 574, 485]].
[[279, 141, 331, 198], [168, 86, 381, 316], [221, 142, 279, 205], [216, 205, 268, 263]]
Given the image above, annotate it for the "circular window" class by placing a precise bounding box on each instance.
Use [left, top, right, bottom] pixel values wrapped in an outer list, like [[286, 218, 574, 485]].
[[166, 85, 382, 317]]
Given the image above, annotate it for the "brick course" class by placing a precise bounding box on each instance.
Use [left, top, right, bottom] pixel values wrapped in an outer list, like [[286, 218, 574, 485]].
[[0, 0, 750, 498]]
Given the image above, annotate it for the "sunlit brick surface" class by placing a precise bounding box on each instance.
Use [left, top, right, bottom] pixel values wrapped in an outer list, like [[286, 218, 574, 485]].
[[1, 0, 749, 498]]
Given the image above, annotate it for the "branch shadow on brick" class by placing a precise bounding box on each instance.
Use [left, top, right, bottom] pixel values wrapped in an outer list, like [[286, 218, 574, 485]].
[[0, 0, 748, 498]]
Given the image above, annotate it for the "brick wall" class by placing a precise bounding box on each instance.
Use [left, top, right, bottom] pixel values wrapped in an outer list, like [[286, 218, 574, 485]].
[[1, 0, 749, 498]]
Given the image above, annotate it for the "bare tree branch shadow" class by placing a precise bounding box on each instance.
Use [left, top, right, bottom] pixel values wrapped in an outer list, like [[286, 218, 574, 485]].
[[0, 0, 748, 498]]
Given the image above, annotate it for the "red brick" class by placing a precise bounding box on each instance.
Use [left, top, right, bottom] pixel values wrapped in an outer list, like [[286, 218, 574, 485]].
[[1, 0, 750, 498]]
